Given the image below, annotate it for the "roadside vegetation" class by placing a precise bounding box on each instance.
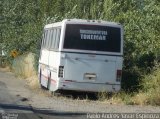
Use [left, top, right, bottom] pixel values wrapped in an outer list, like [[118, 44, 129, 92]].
[[108, 67, 160, 106], [1, 0, 160, 106]]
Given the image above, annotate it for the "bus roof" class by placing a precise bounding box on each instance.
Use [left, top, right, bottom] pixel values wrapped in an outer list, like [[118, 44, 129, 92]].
[[44, 19, 122, 29]]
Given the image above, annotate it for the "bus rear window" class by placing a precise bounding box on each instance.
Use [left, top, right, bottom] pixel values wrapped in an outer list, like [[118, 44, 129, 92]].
[[63, 24, 121, 53]]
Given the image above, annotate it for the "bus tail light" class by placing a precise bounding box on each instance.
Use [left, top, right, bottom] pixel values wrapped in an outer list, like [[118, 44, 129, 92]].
[[58, 66, 64, 78], [116, 70, 122, 82]]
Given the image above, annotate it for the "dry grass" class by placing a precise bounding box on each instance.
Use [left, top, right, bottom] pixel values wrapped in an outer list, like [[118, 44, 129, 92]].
[[26, 75, 39, 90], [11, 53, 43, 93], [97, 91, 109, 101], [131, 93, 148, 105], [23, 74, 53, 97], [104, 96, 124, 105], [97, 92, 124, 105], [12, 53, 36, 78], [10, 53, 58, 98], [0, 66, 11, 72]]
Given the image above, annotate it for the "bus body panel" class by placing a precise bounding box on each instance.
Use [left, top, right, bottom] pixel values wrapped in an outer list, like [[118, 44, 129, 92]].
[[48, 51, 60, 91], [39, 50, 62, 91], [61, 53, 117, 83], [56, 53, 122, 92], [58, 81, 121, 92], [39, 50, 50, 88]]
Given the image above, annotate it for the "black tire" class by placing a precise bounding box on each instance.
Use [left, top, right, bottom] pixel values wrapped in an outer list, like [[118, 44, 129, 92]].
[[47, 72, 51, 90]]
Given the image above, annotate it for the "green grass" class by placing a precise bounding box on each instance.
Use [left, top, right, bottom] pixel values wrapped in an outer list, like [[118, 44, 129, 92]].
[[140, 68, 160, 105], [120, 68, 160, 106]]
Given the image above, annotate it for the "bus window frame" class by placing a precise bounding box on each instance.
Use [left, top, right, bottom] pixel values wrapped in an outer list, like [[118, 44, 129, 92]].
[[42, 27, 61, 51]]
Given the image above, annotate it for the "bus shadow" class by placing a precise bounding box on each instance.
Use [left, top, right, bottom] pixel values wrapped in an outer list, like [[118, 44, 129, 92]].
[[0, 103, 86, 117], [54, 90, 100, 101], [54, 90, 115, 101]]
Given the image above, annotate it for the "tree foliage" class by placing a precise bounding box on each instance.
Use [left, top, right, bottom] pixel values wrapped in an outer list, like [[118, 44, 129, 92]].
[[1, 0, 160, 91]]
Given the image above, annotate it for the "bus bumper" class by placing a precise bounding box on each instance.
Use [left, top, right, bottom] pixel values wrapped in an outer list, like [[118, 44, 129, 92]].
[[58, 81, 121, 92]]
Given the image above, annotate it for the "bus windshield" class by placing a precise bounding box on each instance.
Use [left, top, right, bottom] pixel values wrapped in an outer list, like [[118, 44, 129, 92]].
[[63, 24, 122, 53]]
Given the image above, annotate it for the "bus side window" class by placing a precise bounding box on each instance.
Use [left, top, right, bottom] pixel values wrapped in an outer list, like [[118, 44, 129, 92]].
[[47, 30, 51, 49], [41, 31, 45, 48], [50, 29, 54, 49], [51, 29, 56, 49], [43, 30, 48, 48], [54, 29, 58, 49], [48, 30, 52, 49], [55, 28, 61, 49]]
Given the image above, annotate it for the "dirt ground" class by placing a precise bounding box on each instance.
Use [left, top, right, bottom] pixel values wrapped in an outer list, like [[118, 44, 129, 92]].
[[0, 68, 160, 119]]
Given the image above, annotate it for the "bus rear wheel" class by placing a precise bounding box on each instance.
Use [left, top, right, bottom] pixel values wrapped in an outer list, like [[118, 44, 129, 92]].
[[47, 72, 51, 90]]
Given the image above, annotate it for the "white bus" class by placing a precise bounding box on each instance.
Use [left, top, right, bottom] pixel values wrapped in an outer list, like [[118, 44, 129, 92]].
[[38, 19, 123, 92]]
